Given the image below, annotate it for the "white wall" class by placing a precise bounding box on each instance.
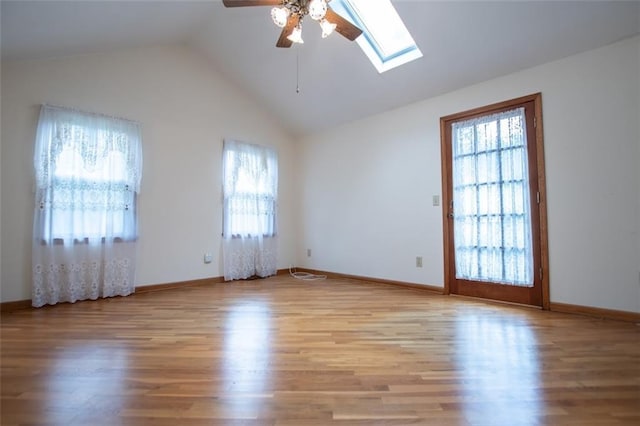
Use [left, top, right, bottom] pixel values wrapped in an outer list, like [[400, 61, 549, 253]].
[[1, 45, 297, 302], [297, 36, 640, 313], [2, 38, 638, 313]]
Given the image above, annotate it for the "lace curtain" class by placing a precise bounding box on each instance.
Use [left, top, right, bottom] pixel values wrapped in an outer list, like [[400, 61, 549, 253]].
[[222, 139, 278, 281], [451, 107, 533, 286], [32, 105, 143, 307]]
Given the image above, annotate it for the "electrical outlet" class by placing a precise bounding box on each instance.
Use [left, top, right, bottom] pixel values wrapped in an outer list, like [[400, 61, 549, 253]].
[[307, 249, 312, 257], [204, 253, 213, 264], [416, 256, 423, 268]]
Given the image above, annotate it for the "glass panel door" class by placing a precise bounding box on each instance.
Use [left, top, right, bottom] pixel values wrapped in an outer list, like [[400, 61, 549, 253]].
[[440, 95, 547, 307], [452, 107, 533, 286]]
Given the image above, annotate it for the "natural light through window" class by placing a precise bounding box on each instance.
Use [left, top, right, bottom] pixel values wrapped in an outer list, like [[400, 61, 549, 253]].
[[332, 0, 422, 73]]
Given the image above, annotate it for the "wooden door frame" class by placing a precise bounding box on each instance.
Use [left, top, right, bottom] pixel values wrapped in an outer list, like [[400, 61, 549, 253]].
[[439, 93, 550, 310]]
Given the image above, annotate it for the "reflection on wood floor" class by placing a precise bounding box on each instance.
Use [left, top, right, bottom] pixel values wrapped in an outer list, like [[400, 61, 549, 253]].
[[2, 275, 639, 425]]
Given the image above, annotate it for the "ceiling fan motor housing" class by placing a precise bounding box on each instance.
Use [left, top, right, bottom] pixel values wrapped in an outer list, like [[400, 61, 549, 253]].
[[284, 0, 309, 19]]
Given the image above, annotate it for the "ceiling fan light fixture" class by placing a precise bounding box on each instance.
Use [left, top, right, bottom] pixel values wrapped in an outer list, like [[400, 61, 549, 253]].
[[221, 0, 362, 49], [308, 0, 328, 21], [287, 24, 304, 44], [271, 6, 290, 28], [319, 18, 337, 38]]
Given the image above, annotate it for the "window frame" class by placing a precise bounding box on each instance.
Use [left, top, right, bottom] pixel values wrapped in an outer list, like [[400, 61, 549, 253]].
[[34, 105, 142, 244], [222, 140, 278, 239]]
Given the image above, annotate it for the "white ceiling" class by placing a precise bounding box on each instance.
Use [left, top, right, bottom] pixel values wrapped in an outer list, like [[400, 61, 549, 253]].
[[2, 0, 639, 137]]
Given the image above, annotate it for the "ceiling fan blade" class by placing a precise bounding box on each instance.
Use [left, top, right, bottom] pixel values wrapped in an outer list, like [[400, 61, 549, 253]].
[[222, 0, 281, 7], [325, 8, 363, 41], [276, 14, 300, 48]]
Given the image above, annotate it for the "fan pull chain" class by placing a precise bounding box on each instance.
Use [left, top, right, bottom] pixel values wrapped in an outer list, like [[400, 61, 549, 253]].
[[296, 51, 300, 94]]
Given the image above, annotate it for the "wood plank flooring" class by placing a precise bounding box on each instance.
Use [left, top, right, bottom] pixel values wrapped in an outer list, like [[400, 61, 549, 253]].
[[2, 275, 639, 425]]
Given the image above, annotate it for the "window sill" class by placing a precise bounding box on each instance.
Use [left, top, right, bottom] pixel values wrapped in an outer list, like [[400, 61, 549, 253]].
[[40, 237, 137, 246], [222, 234, 277, 239]]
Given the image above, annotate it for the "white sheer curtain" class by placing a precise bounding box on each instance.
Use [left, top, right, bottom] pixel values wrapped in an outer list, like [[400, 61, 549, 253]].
[[451, 107, 533, 286], [32, 105, 142, 307], [222, 139, 278, 281]]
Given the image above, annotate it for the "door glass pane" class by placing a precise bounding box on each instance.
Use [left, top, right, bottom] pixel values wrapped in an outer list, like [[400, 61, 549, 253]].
[[451, 107, 533, 286]]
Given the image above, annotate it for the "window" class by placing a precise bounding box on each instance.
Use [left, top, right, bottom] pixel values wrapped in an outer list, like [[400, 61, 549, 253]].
[[221, 140, 278, 281], [34, 105, 143, 243], [32, 105, 143, 307], [331, 0, 422, 73], [222, 140, 278, 238]]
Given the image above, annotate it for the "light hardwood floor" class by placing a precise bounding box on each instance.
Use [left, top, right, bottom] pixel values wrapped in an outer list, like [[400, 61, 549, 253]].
[[1, 275, 639, 425]]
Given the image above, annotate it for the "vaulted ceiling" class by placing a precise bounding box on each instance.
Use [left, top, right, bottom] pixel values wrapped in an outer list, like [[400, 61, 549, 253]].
[[2, 1, 638, 137]]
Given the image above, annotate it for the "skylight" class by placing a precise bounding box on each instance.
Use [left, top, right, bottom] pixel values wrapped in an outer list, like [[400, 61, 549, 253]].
[[331, 0, 422, 73]]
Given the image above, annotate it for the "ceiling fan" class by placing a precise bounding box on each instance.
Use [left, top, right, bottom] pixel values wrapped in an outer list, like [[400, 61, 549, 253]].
[[222, 0, 363, 48]]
